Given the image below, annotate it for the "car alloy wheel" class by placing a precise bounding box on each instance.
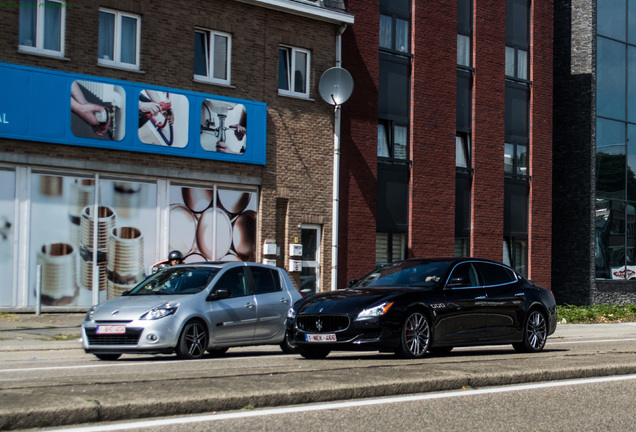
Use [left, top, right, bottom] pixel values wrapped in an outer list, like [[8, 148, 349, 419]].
[[397, 311, 430, 359], [176, 320, 209, 359], [514, 309, 547, 353]]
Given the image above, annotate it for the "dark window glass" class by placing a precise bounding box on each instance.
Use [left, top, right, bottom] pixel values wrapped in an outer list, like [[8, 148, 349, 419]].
[[215, 267, 249, 298], [448, 263, 480, 287], [458, 0, 471, 34], [476, 262, 516, 286], [377, 163, 409, 232], [504, 180, 529, 236], [456, 174, 471, 236], [597, 37, 626, 120], [598, 0, 626, 41], [457, 70, 471, 130], [506, 0, 529, 48], [596, 117, 626, 198], [251, 267, 282, 294], [505, 84, 529, 140], [379, 56, 409, 118]]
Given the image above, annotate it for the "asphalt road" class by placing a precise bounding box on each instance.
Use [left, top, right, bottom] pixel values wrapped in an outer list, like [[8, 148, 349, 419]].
[[2, 315, 636, 430]]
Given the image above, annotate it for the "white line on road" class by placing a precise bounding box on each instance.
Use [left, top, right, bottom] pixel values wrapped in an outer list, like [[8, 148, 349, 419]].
[[42, 374, 636, 432]]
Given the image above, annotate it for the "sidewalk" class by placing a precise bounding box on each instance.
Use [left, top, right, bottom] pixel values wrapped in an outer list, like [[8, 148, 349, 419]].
[[0, 312, 84, 349]]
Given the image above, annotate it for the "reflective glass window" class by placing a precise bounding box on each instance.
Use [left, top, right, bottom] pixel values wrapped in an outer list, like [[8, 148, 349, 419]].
[[596, 117, 626, 198], [598, 0, 626, 41], [597, 37, 626, 120]]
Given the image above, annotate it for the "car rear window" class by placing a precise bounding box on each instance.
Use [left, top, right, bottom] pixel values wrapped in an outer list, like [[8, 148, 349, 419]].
[[475, 262, 517, 286]]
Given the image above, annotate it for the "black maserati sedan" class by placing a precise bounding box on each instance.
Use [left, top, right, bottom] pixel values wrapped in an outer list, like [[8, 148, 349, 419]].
[[287, 258, 557, 359]]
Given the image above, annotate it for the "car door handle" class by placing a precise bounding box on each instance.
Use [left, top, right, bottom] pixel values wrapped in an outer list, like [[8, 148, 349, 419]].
[[245, 302, 255, 309], [280, 298, 289, 304]]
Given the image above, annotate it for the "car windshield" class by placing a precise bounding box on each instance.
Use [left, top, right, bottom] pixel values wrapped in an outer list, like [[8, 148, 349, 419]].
[[353, 260, 453, 288], [126, 267, 220, 295]]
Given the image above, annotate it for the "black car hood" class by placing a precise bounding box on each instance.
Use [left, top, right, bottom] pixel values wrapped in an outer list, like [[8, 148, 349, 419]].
[[297, 286, 422, 315]]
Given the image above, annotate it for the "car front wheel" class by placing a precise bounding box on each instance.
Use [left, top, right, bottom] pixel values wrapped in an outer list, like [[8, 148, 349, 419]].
[[176, 320, 209, 360], [280, 331, 297, 354], [513, 309, 548, 353], [396, 310, 431, 359]]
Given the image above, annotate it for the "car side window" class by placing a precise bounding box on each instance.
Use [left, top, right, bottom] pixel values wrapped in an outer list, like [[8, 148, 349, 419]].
[[251, 267, 282, 295], [215, 267, 249, 298], [475, 262, 517, 286], [447, 263, 480, 288]]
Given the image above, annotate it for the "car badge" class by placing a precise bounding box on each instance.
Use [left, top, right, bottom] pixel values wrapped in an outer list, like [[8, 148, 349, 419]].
[[112, 310, 119, 316], [316, 318, 323, 332]]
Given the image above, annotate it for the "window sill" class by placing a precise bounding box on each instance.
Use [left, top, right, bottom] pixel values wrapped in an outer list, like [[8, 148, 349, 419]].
[[97, 60, 144, 74], [193, 76, 234, 88], [277, 91, 314, 102], [18, 47, 69, 61]]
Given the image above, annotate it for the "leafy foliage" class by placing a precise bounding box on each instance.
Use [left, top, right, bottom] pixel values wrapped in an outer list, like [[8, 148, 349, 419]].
[[557, 304, 636, 323]]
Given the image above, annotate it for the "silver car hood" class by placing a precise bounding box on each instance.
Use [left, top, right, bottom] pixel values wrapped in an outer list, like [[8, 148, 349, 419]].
[[91, 295, 187, 322]]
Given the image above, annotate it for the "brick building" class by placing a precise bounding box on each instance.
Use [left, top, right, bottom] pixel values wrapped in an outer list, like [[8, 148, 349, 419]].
[[337, 0, 553, 290], [0, 0, 353, 310]]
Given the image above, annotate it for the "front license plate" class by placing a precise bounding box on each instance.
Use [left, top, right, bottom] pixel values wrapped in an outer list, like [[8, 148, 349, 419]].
[[306, 333, 336, 342], [96, 325, 126, 335]]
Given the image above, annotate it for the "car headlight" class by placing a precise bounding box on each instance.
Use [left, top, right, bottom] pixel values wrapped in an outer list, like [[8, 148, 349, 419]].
[[85, 305, 98, 321], [357, 302, 394, 318], [287, 307, 296, 319], [140, 302, 179, 320]]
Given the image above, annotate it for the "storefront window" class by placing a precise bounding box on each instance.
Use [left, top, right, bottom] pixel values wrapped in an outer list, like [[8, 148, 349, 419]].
[[169, 186, 257, 262], [0, 170, 15, 307]]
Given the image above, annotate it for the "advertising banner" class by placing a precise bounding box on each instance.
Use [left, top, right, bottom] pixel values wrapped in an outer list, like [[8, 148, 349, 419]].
[[0, 62, 267, 165]]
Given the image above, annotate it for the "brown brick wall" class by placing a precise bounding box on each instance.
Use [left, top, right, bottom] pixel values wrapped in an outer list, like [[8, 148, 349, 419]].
[[0, 0, 341, 292], [528, 0, 554, 289]]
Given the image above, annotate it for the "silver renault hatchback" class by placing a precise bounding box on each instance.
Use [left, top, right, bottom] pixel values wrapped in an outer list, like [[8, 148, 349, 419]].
[[82, 262, 302, 360]]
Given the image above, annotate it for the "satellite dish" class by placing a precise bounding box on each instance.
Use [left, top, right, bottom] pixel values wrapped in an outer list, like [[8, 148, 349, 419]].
[[319, 67, 354, 106]]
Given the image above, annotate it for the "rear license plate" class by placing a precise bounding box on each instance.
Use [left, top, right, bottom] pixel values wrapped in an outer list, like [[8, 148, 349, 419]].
[[306, 333, 336, 342], [96, 325, 126, 335]]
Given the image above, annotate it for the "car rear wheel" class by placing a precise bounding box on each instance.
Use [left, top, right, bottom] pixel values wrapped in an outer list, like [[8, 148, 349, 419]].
[[94, 353, 121, 361], [298, 346, 330, 359], [513, 309, 548, 353], [176, 320, 208, 360], [396, 310, 431, 359]]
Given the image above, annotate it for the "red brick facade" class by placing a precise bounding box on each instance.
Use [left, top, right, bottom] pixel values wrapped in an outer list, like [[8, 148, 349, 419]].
[[339, 0, 553, 289]]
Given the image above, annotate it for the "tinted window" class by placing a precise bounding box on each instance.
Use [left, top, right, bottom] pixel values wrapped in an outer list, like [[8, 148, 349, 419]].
[[475, 262, 517, 286], [251, 267, 282, 294], [354, 260, 452, 288], [448, 262, 480, 287], [128, 267, 219, 295], [215, 267, 249, 298]]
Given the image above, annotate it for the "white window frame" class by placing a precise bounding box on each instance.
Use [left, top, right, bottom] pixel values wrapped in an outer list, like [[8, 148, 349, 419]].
[[278, 45, 311, 98], [18, 0, 66, 57], [194, 28, 232, 85], [98, 8, 141, 70]]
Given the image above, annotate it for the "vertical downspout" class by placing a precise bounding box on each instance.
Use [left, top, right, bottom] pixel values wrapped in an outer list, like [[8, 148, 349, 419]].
[[331, 24, 347, 291]]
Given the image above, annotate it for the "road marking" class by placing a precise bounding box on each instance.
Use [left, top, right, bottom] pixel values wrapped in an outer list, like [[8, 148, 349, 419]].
[[43, 374, 636, 432]]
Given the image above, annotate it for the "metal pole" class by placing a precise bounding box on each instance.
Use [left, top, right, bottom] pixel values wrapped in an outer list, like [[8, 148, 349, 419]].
[[35, 264, 42, 316]]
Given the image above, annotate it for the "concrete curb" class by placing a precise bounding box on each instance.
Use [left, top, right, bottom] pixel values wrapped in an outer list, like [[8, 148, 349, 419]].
[[3, 362, 636, 430]]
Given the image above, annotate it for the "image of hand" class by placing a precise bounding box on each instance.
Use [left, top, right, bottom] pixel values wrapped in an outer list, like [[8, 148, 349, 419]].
[[71, 82, 110, 136]]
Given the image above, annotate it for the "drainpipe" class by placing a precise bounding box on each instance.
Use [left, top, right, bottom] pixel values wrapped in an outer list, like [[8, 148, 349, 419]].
[[331, 24, 347, 291]]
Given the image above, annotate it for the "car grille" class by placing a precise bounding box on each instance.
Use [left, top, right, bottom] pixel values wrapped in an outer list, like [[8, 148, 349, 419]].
[[296, 314, 350, 333], [85, 328, 143, 346]]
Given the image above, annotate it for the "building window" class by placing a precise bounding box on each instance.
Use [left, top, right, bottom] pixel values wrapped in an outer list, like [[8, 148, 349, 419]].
[[378, 121, 407, 160], [456, 134, 471, 169], [504, 237, 527, 277], [278, 46, 310, 97], [505, 0, 529, 80], [98, 9, 140, 69], [380, 14, 409, 53], [457, 0, 472, 67], [194, 29, 231, 85], [376, 233, 406, 266], [505, 83, 529, 177], [19, 0, 66, 56]]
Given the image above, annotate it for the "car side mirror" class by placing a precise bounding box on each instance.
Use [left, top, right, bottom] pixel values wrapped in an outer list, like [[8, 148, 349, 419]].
[[348, 279, 358, 287], [208, 288, 232, 301]]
